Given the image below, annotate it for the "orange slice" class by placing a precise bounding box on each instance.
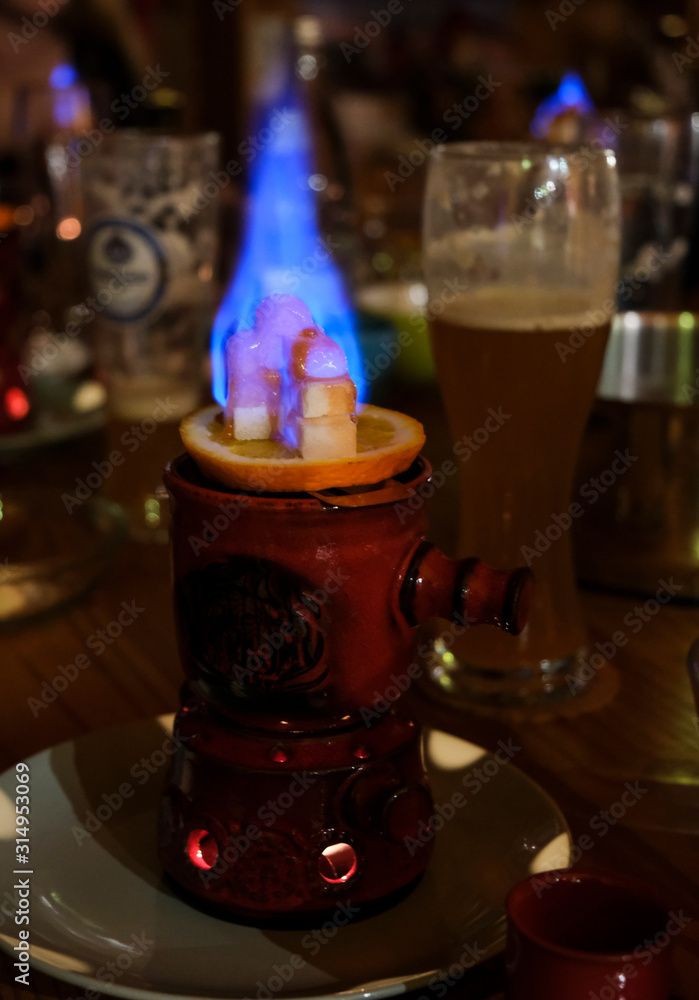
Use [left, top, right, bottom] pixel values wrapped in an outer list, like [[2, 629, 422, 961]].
[[181, 403, 426, 493]]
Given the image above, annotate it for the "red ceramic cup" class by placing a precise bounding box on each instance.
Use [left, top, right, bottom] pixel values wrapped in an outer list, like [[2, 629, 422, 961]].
[[506, 869, 676, 1000]]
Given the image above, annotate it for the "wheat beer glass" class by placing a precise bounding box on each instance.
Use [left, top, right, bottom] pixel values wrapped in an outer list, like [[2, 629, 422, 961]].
[[422, 143, 620, 707]]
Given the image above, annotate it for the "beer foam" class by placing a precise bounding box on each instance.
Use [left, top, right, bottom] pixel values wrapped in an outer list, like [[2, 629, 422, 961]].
[[439, 287, 611, 332]]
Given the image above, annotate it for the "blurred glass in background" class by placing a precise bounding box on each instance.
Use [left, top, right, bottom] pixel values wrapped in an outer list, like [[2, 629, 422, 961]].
[[579, 111, 699, 311], [80, 129, 220, 540], [0, 69, 106, 454], [572, 113, 699, 599]]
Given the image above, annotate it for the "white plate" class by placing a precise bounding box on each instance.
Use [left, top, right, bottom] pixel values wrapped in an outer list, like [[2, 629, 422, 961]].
[[0, 716, 571, 1000]]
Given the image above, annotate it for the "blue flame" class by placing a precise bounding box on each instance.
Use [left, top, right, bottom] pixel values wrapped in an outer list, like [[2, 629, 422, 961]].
[[211, 78, 362, 407], [48, 64, 89, 130], [530, 71, 594, 138], [49, 64, 78, 89]]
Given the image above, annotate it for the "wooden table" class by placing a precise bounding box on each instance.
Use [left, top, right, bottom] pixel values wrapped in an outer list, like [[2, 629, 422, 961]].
[[1, 418, 698, 1000]]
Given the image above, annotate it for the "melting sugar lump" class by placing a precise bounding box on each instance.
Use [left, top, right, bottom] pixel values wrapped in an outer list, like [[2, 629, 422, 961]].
[[224, 294, 357, 461]]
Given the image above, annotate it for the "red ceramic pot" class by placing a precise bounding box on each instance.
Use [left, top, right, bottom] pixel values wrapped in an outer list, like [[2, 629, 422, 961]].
[[158, 453, 532, 922]]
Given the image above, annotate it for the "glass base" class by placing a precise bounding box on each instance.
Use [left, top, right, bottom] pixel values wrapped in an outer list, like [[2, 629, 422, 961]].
[[420, 643, 593, 712], [116, 485, 171, 545], [0, 490, 127, 623], [101, 419, 181, 544]]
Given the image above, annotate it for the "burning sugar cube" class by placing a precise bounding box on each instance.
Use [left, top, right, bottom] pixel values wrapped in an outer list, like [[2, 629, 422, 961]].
[[226, 295, 357, 460], [225, 329, 281, 439], [292, 413, 357, 461], [298, 378, 356, 419]]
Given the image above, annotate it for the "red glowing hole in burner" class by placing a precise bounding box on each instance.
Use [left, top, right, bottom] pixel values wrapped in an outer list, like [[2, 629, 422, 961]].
[[187, 828, 219, 870], [319, 843, 357, 884], [4, 387, 30, 421]]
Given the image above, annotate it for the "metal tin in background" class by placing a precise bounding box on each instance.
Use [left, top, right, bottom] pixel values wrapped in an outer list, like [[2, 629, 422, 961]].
[[574, 310, 699, 600]]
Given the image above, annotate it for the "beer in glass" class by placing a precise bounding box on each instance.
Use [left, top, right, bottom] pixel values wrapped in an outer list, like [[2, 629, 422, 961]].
[[422, 143, 620, 706]]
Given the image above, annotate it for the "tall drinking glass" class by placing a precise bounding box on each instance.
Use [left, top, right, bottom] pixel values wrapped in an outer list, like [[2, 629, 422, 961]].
[[82, 131, 220, 419], [422, 142, 620, 708], [81, 131, 220, 540]]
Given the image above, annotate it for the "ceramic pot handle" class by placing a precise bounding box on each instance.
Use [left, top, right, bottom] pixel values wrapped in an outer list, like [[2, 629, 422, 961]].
[[400, 541, 533, 635]]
